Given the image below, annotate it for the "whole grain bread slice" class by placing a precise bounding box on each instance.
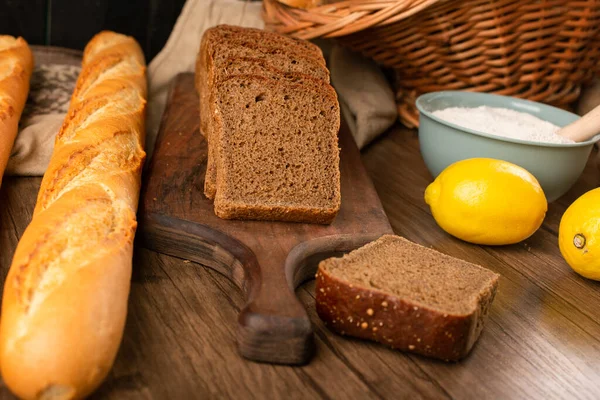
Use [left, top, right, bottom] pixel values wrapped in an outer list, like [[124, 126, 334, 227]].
[[213, 74, 341, 223], [196, 25, 328, 139], [204, 58, 333, 199], [315, 235, 499, 361]]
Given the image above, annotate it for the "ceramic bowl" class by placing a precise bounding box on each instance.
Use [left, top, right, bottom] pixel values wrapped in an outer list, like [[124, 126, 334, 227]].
[[416, 91, 599, 202]]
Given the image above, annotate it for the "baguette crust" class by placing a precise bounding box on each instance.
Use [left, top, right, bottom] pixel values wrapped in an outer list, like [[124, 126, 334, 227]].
[[315, 236, 499, 361], [0, 36, 33, 187], [0, 31, 147, 400]]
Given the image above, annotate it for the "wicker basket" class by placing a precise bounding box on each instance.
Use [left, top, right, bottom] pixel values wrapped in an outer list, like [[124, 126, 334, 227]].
[[263, 0, 600, 127]]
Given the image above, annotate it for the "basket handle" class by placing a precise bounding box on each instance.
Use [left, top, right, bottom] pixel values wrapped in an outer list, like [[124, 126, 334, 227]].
[[263, 0, 444, 40]]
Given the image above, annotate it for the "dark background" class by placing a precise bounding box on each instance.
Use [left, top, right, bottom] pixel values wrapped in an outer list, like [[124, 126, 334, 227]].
[[1, 0, 189, 62]]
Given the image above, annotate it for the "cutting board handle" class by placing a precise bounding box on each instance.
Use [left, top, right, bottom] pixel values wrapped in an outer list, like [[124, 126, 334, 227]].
[[237, 248, 315, 364], [140, 214, 383, 364], [238, 233, 386, 364]]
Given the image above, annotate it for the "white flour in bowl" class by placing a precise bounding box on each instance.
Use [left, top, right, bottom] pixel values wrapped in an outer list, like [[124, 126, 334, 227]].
[[432, 106, 574, 144]]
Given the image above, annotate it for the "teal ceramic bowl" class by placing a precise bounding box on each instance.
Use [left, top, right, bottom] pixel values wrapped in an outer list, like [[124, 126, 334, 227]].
[[416, 91, 599, 202]]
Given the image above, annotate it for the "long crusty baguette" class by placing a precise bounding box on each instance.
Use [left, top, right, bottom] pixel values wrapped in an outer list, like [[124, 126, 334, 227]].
[[0, 36, 33, 187], [0, 31, 147, 400]]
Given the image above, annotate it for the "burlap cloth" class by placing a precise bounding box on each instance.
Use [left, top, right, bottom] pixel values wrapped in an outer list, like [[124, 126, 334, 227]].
[[7, 0, 398, 177]]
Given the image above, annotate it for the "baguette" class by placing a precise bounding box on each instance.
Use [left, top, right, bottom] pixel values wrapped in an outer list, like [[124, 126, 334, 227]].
[[0, 31, 147, 400], [0, 36, 33, 187]]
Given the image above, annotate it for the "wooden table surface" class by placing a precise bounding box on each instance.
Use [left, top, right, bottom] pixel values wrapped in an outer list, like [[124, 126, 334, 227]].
[[1, 126, 599, 399]]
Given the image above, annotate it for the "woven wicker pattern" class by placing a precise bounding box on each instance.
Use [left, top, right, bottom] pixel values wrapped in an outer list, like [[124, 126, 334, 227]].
[[263, 0, 600, 127]]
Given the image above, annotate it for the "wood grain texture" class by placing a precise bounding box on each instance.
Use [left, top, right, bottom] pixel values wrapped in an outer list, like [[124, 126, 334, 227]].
[[138, 73, 394, 365], [2, 92, 600, 398]]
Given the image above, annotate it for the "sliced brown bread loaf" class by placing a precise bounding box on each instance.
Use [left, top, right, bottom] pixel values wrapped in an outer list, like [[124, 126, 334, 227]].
[[204, 58, 331, 199], [196, 25, 328, 140], [316, 235, 499, 361], [213, 74, 341, 223]]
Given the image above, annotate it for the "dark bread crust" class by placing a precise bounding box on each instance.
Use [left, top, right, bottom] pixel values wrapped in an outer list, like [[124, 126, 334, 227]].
[[215, 200, 338, 224], [315, 236, 499, 361]]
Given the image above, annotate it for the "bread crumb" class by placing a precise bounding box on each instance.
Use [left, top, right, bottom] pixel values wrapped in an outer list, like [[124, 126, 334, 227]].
[[413, 306, 419, 311], [366, 308, 374, 316], [355, 295, 360, 300], [348, 317, 353, 322], [319, 288, 325, 293], [372, 327, 378, 332], [153, 197, 157, 201], [409, 345, 415, 350], [183, 260, 191, 264], [361, 322, 368, 329], [417, 338, 421, 342], [379, 322, 383, 326], [381, 301, 388, 307]]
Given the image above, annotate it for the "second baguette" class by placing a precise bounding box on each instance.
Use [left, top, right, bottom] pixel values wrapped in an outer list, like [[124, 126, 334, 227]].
[[0, 36, 33, 187]]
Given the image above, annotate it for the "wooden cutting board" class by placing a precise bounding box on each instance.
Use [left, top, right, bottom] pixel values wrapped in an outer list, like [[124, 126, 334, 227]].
[[138, 73, 393, 365]]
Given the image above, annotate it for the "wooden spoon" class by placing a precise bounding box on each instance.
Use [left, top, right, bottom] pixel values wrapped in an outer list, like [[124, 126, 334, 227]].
[[557, 103, 600, 143]]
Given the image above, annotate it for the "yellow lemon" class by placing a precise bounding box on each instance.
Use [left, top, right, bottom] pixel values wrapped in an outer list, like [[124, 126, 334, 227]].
[[559, 188, 600, 280], [424, 158, 547, 245]]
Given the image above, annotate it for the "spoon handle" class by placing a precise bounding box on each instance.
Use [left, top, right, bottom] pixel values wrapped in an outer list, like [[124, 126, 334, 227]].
[[557, 103, 600, 143]]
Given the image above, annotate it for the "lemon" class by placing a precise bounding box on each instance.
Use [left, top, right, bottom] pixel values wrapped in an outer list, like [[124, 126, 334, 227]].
[[559, 188, 600, 280], [424, 158, 547, 245]]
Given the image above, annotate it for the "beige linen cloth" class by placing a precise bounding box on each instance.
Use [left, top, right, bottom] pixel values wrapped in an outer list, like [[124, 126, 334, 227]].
[[146, 0, 397, 157], [7, 0, 397, 176]]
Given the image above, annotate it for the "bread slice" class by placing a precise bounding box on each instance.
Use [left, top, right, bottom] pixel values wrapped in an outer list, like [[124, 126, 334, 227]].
[[196, 25, 328, 140], [200, 25, 326, 65], [204, 58, 331, 199], [315, 235, 499, 361], [213, 74, 341, 223]]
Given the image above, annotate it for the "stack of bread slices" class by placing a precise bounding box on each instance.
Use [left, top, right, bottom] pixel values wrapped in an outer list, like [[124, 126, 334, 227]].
[[196, 25, 341, 224]]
